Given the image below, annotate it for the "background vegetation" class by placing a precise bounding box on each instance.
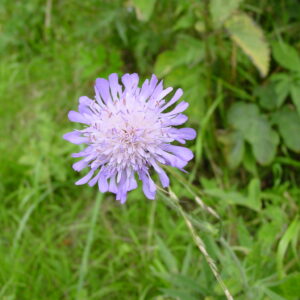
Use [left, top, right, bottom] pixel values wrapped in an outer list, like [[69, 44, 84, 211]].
[[1, 0, 300, 299]]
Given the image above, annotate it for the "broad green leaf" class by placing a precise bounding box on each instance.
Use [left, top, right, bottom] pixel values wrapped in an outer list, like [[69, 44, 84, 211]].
[[279, 273, 300, 299], [273, 74, 292, 106], [290, 82, 300, 116], [172, 11, 195, 31], [247, 178, 261, 211], [228, 103, 278, 164], [272, 41, 300, 72], [210, 0, 243, 27], [226, 131, 245, 168], [254, 81, 282, 110], [228, 102, 260, 134], [247, 119, 279, 165], [272, 107, 300, 152], [154, 36, 204, 77], [225, 13, 270, 77], [132, 0, 157, 22]]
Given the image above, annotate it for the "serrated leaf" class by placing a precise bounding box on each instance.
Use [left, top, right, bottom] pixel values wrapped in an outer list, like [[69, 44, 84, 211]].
[[132, 0, 157, 22], [272, 41, 300, 72], [210, 0, 243, 27], [225, 13, 270, 76], [273, 106, 300, 152]]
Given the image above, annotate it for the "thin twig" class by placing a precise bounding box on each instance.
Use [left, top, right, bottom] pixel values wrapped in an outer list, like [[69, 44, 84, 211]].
[[168, 189, 234, 300]]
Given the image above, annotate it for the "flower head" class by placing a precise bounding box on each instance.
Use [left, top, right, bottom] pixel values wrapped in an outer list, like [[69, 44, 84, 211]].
[[64, 73, 196, 203]]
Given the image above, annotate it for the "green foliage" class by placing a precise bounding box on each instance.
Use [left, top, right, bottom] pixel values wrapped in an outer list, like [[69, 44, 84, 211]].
[[1, 0, 300, 299], [225, 13, 270, 77], [210, 0, 243, 27], [273, 107, 300, 152], [227, 102, 279, 165]]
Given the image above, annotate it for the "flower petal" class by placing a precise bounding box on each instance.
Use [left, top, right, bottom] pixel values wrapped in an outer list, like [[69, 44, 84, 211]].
[[72, 159, 88, 171], [140, 172, 156, 200], [75, 170, 94, 185], [163, 101, 189, 116], [98, 174, 108, 192], [162, 144, 194, 162], [160, 88, 183, 112], [158, 150, 188, 168], [95, 78, 112, 104], [171, 128, 197, 141], [68, 111, 89, 124], [63, 132, 88, 144], [151, 160, 170, 188], [164, 114, 188, 126], [108, 73, 122, 101]]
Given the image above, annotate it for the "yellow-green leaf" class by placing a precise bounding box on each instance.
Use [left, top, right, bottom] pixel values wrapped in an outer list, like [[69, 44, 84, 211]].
[[210, 0, 243, 27], [225, 13, 270, 77], [132, 0, 157, 22]]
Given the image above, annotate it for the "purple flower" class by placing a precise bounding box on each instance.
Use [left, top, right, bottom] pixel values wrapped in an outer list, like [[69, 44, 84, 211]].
[[64, 73, 196, 203]]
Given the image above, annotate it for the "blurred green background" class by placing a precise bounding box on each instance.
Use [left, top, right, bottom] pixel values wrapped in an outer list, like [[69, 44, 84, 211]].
[[1, 0, 300, 299]]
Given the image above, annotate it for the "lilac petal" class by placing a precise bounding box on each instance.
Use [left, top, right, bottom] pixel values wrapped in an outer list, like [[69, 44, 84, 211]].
[[127, 173, 137, 191], [162, 144, 194, 161], [71, 146, 93, 158], [157, 87, 173, 101], [151, 161, 170, 188], [144, 176, 156, 200], [78, 96, 93, 114], [98, 174, 108, 192], [63, 132, 88, 144], [116, 173, 127, 202], [95, 78, 112, 104], [165, 114, 188, 126], [108, 73, 122, 101], [160, 88, 183, 112], [116, 191, 128, 204], [139, 79, 150, 101], [163, 101, 189, 116], [75, 170, 94, 185], [158, 150, 188, 168], [72, 159, 88, 171], [88, 172, 100, 186], [147, 74, 158, 99], [150, 81, 163, 101], [68, 111, 89, 124], [172, 128, 197, 141], [122, 73, 139, 92], [139, 172, 156, 200], [108, 175, 118, 193], [149, 74, 158, 88]]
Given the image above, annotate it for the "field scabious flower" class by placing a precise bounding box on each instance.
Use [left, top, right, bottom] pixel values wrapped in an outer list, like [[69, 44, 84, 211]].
[[64, 73, 196, 203]]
